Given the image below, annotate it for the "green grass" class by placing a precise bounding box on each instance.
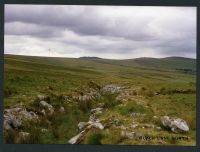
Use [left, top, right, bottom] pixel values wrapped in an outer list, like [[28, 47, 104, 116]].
[[4, 54, 196, 145]]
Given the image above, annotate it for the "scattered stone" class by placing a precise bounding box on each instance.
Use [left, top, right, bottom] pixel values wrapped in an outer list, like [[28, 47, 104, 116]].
[[78, 95, 92, 102], [101, 84, 123, 94], [143, 124, 155, 128], [91, 107, 103, 114], [78, 122, 88, 130], [69, 121, 104, 144], [156, 126, 162, 130], [40, 101, 54, 115], [90, 122, 104, 130], [41, 109, 46, 116], [129, 113, 146, 117], [59, 107, 65, 113], [19, 110, 38, 120], [120, 125, 128, 130], [64, 96, 71, 102], [37, 95, 48, 101], [153, 116, 158, 119], [131, 124, 139, 129], [89, 114, 99, 123], [121, 131, 136, 139], [41, 128, 48, 133], [160, 116, 189, 133], [68, 130, 85, 144]]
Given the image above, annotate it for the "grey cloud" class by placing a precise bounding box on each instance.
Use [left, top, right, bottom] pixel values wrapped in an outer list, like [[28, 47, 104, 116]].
[[5, 5, 157, 41], [5, 21, 63, 38], [4, 5, 196, 59]]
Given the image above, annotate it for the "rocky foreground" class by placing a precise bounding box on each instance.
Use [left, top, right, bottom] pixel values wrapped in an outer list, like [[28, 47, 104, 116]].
[[3, 82, 191, 144]]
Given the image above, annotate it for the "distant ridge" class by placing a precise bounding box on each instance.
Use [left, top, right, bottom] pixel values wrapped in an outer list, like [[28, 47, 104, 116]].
[[4, 54, 196, 72], [79, 56, 102, 60], [4, 54, 195, 60]]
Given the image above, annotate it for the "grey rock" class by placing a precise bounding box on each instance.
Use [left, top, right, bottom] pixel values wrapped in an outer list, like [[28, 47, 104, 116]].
[[78, 95, 92, 102], [68, 130, 85, 144], [59, 107, 65, 113], [129, 113, 146, 117], [19, 110, 38, 120], [91, 107, 103, 114], [161, 116, 171, 127], [41, 128, 48, 133], [41, 109, 46, 115], [89, 114, 99, 122], [131, 124, 139, 129], [40, 101, 54, 115], [78, 122, 88, 130], [101, 84, 123, 94], [64, 96, 71, 101], [160, 116, 189, 133], [37, 95, 47, 101], [143, 124, 155, 128], [4, 114, 22, 129], [156, 126, 162, 130], [121, 131, 136, 139], [3, 108, 38, 130], [89, 122, 104, 130]]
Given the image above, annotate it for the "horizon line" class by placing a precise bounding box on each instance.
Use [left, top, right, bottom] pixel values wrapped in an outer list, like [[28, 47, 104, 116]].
[[4, 53, 196, 60]]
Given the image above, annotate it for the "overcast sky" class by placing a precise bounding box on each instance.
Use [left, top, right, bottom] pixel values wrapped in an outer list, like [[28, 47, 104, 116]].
[[5, 5, 196, 59]]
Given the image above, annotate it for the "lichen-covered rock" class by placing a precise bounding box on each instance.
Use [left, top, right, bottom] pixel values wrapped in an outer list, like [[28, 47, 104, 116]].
[[160, 116, 189, 133]]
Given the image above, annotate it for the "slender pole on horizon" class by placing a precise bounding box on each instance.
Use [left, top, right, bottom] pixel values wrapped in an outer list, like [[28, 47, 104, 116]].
[[48, 49, 51, 57]]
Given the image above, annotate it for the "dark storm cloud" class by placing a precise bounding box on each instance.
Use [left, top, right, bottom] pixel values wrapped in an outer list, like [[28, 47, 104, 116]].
[[4, 5, 196, 59]]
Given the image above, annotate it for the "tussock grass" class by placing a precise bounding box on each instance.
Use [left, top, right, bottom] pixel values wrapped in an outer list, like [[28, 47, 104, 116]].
[[84, 130, 103, 145]]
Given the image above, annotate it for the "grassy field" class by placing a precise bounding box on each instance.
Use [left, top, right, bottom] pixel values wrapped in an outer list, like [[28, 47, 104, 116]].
[[3, 54, 196, 145]]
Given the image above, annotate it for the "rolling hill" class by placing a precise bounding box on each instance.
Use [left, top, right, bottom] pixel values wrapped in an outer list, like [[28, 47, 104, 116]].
[[3, 54, 196, 145]]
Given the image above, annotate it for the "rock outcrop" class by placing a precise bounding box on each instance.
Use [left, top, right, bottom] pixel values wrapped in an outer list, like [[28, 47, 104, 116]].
[[4, 108, 38, 130]]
